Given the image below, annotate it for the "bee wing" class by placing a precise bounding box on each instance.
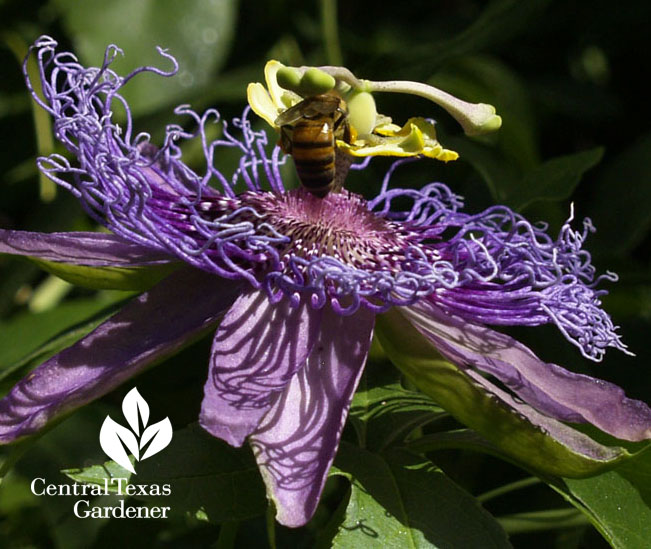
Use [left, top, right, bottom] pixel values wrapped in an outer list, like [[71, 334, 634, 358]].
[[275, 95, 341, 126], [275, 101, 308, 126]]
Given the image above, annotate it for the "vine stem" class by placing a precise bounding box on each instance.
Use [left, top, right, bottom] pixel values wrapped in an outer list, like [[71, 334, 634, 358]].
[[476, 476, 542, 503], [320, 0, 343, 66]]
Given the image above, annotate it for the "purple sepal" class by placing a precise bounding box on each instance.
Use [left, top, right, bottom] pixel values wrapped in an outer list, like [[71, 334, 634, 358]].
[[0, 269, 241, 443], [402, 301, 651, 442], [461, 367, 624, 461], [200, 291, 323, 446], [250, 305, 375, 527], [0, 229, 172, 267]]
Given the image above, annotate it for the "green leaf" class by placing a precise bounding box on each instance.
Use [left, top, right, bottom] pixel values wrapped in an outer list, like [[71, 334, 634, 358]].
[[351, 381, 446, 451], [588, 134, 651, 256], [554, 448, 651, 548], [507, 148, 604, 211], [375, 308, 631, 478], [330, 443, 510, 548], [134, 423, 266, 522], [29, 257, 178, 291], [443, 133, 602, 210], [62, 459, 133, 493], [52, 0, 238, 115]]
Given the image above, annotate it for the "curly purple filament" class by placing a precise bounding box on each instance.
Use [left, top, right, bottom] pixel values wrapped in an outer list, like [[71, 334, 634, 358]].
[[25, 36, 629, 361]]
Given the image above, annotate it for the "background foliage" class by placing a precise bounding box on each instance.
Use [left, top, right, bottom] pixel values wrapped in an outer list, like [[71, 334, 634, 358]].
[[0, 0, 649, 547]]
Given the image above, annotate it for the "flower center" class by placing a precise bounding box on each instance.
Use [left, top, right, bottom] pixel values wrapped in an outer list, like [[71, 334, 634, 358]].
[[241, 188, 418, 270]]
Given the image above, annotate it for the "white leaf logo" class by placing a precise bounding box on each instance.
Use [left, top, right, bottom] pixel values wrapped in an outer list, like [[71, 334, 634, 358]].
[[100, 416, 139, 474], [99, 388, 172, 474], [140, 418, 173, 461], [122, 387, 149, 435]]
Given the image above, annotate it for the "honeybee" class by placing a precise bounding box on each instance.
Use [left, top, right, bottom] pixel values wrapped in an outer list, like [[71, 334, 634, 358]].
[[275, 94, 352, 197]]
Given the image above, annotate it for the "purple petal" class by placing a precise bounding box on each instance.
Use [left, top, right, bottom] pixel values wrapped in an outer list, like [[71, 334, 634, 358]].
[[0, 229, 172, 266], [199, 291, 323, 447], [461, 366, 624, 461], [402, 301, 651, 442], [249, 305, 375, 528], [0, 269, 241, 443]]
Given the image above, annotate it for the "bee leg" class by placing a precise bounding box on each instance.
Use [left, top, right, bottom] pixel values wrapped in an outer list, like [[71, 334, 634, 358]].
[[334, 116, 356, 145], [343, 119, 357, 144], [279, 125, 293, 154], [333, 108, 346, 131], [333, 149, 354, 193]]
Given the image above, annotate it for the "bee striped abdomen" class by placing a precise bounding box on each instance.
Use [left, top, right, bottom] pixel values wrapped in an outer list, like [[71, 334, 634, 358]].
[[291, 118, 335, 197]]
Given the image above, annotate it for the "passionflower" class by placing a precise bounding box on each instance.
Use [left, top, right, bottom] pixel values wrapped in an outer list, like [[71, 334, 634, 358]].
[[1, 36, 650, 528]]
